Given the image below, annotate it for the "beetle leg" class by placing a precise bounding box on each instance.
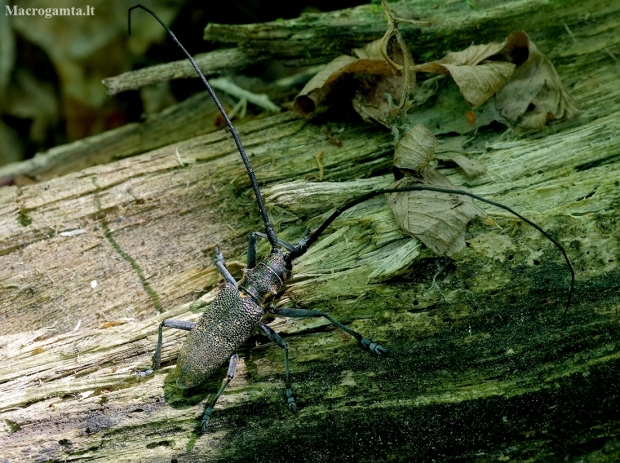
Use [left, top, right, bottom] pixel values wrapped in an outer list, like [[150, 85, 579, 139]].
[[290, 229, 310, 256], [215, 246, 237, 287], [201, 353, 239, 432], [269, 308, 388, 356], [257, 322, 297, 412], [134, 319, 195, 377], [248, 231, 303, 268], [247, 232, 259, 269]]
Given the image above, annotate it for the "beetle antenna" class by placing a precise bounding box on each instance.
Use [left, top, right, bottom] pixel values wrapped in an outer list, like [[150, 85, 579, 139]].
[[290, 185, 574, 314], [128, 4, 279, 250]]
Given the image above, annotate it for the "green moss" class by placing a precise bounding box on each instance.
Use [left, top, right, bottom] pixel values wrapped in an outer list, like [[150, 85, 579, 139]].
[[18, 209, 32, 226], [145, 440, 174, 449], [198, 287, 620, 462], [5, 419, 20, 433], [189, 300, 208, 313]]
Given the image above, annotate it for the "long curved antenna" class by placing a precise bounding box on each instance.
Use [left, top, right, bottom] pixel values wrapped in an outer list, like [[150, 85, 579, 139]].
[[128, 4, 279, 250], [290, 185, 574, 313]]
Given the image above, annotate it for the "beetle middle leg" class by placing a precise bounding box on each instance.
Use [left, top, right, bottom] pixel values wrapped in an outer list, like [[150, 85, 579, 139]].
[[269, 308, 387, 355], [135, 319, 195, 377], [257, 322, 297, 412]]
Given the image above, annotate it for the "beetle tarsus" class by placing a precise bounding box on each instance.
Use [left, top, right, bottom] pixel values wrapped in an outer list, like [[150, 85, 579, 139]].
[[286, 387, 297, 412], [132, 368, 154, 378], [201, 406, 213, 432], [361, 338, 388, 356]]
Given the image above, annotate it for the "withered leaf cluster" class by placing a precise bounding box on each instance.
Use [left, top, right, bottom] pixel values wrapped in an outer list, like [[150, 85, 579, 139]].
[[294, 29, 581, 257], [294, 39, 409, 123], [294, 31, 580, 132]]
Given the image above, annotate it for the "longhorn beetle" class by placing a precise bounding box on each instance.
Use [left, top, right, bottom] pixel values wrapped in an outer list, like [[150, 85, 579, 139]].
[[129, 5, 575, 432]]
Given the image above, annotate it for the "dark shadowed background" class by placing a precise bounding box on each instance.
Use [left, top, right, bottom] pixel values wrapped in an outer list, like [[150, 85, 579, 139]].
[[0, 0, 366, 169]]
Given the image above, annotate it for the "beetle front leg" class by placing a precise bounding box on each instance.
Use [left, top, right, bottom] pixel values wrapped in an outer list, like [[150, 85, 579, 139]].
[[134, 319, 195, 377], [215, 247, 237, 287], [247, 231, 307, 269], [269, 308, 387, 356], [247, 232, 259, 269], [257, 322, 297, 412], [201, 353, 239, 432]]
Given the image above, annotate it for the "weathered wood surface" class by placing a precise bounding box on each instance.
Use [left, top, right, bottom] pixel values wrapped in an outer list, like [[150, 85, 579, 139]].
[[0, 92, 224, 181], [1, 0, 620, 461]]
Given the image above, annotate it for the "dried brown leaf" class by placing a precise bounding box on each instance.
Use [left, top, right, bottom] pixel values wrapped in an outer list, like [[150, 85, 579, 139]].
[[393, 124, 437, 175], [435, 137, 487, 179], [495, 33, 581, 129], [293, 54, 399, 119], [295, 30, 417, 123], [440, 61, 514, 108], [410, 31, 541, 109], [353, 39, 385, 60], [293, 55, 357, 118], [386, 170, 485, 256], [408, 31, 578, 131], [440, 42, 508, 66], [389, 129, 484, 256], [351, 36, 416, 126], [415, 58, 514, 108]]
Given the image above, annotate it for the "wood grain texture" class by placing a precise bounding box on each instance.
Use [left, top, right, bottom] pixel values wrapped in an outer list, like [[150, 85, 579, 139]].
[[1, 1, 620, 461]]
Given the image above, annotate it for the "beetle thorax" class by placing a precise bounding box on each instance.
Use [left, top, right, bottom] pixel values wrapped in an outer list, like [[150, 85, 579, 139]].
[[238, 249, 292, 305]]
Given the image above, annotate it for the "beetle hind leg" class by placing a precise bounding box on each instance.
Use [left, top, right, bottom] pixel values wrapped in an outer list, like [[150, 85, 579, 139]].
[[201, 353, 239, 431], [269, 308, 388, 356], [257, 323, 297, 412]]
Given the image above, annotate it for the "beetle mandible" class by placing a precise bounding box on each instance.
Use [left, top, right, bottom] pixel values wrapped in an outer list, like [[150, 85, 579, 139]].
[[129, 5, 574, 432]]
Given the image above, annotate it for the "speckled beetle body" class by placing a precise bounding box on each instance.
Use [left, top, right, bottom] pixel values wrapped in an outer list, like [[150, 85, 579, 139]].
[[175, 282, 264, 389], [175, 249, 291, 389], [139, 227, 386, 431]]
